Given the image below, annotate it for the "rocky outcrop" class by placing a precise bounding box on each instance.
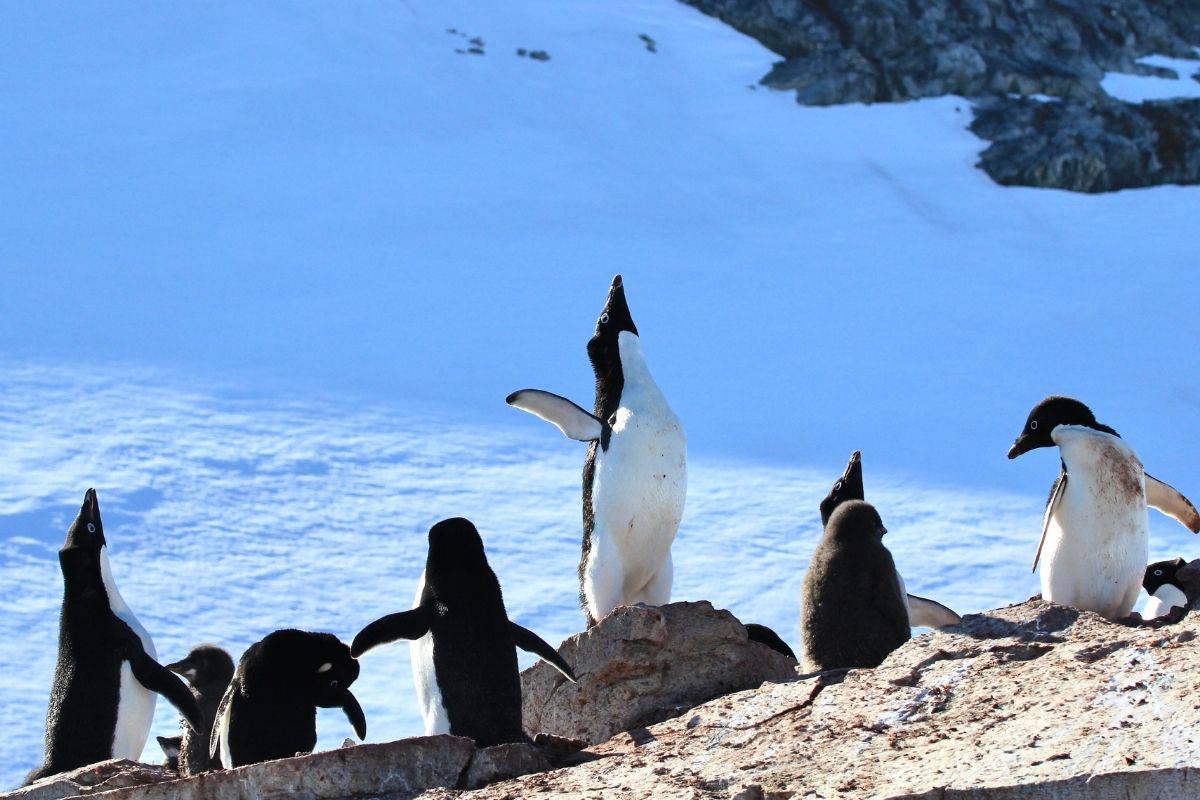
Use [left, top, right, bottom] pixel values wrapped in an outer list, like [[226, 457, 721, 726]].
[[12, 599, 1200, 799], [521, 601, 799, 744], [680, 0, 1200, 191]]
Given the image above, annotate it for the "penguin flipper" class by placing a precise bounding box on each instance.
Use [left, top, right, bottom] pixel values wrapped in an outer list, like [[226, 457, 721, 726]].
[[510, 621, 576, 682], [340, 688, 367, 740], [351, 608, 431, 657], [209, 683, 235, 761], [1145, 473, 1200, 533], [905, 594, 962, 628], [745, 623, 797, 660], [506, 389, 607, 442], [127, 647, 204, 733], [1033, 471, 1067, 572]]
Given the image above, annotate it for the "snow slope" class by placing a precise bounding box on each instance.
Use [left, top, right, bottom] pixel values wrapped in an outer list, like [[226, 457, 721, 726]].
[[1, 0, 1198, 787]]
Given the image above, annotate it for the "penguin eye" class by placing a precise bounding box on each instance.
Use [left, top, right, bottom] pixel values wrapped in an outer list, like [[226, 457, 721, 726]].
[[317, 662, 333, 674], [1154, 569, 1164, 576], [1030, 420, 1038, 431], [330, 679, 339, 688], [599, 312, 609, 324], [86, 523, 96, 533], [833, 481, 843, 492]]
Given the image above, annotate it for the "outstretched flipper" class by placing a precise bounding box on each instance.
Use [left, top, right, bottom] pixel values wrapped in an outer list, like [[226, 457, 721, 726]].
[[906, 594, 962, 628], [1145, 473, 1200, 533], [510, 621, 576, 682], [116, 618, 204, 733], [506, 389, 607, 443], [1033, 470, 1067, 572], [351, 607, 432, 657], [209, 682, 234, 761]]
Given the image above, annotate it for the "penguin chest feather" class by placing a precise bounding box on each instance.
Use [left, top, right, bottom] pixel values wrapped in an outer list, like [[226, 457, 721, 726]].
[[1043, 427, 1147, 619], [100, 549, 157, 759], [408, 572, 450, 735]]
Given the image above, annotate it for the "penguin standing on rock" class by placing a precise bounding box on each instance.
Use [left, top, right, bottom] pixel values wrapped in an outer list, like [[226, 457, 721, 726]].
[[167, 644, 234, 775], [1008, 396, 1200, 621], [210, 630, 365, 768], [801, 500, 910, 672], [25, 489, 202, 785], [352, 517, 576, 747], [507, 275, 687, 627], [819, 451, 961, 628]]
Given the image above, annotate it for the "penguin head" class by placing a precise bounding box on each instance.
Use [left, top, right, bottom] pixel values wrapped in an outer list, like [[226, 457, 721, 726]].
[[586, 274, 639, 378], [825, 499, 887, 543], [63, 488, 106, 552], [252, 630, 367, 740], [426, 517, 489, 574], [820, 450, 865, 526], [1143, 557, 1187, 594], [167, 644, 235, 692], [1007, 396, 1117, 459]]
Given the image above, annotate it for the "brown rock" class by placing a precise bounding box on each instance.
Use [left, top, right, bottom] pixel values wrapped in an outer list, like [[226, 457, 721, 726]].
[[462, 744, 551, 790], [11, 761, 173, 800], [520, 601, 799, 745]]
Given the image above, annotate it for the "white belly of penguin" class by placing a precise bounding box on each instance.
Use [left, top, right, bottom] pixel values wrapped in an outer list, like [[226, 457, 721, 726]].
[[1143, 584, 1187, 619], [408, 571, 450, 735], [101, 547, 157, 759], [589, 402, 687, 601], [1041, 428, 1147, 620]]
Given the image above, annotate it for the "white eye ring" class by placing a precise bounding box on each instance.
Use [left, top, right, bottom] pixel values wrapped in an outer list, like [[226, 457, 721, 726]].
[[600, 312, 609, 324], [833, 481, 843, 492], [317, 662, 333, 674], [86, 523, 96, 533], [1030, 420, 1038, 430], [1154, 569, 1164, 576]]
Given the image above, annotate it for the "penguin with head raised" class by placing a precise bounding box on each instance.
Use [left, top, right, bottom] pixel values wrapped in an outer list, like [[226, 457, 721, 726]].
[[819, 451, 961, 629], [210, 630, 365, 768], [801, 500, 910, 672], [166, 644, 234, 775], [1141, 557, 1190, 620], [1008, 396, 1200, 621], [507, 275, 687, 627], [24, 489, 202, 785], [352, 517, 576, 747]]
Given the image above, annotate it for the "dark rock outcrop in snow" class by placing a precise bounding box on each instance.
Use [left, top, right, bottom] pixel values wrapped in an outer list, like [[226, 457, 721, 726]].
[[680, 0, 1200, 191]]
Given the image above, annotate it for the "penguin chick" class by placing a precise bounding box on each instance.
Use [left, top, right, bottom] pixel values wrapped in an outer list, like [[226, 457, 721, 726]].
[[801, 500, 909, 672], [167, 644, 234, 775]]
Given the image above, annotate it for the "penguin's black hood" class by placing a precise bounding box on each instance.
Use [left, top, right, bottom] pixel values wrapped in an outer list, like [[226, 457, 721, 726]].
[[820, 451, 864, 526], [1008, 396, 1120, 459], [586, 275, 638, 425], [62, 488, 106, 552]]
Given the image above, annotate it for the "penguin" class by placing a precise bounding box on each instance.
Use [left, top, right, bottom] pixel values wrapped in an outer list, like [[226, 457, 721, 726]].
[[25, 489, 202, 785], [1141, 557, 1189, 619], [507, 275, 687, 627], [156, 736, 181, 773], [166, 644, 234, 775], [209, 630, 366, 768], [800, 500, 910, 672], [351, 517, 576, 747], [1008, 396, 1200, 620], [744, 623, 796, 660], [819, 451, 961, 629]]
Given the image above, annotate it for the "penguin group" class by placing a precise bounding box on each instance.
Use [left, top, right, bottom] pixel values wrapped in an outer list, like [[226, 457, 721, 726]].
[[20, 275, 1200, 786]]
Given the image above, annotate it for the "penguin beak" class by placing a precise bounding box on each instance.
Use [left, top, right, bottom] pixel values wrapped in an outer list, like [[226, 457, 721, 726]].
[[1007, 436, 1030, 459], [165, 658, 197, 682], [340, 689, 367, 740]]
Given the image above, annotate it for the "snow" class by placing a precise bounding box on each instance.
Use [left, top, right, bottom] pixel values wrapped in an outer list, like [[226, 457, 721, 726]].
[[1, 0, 1198, 788], [1101, 53, 1200, 102]]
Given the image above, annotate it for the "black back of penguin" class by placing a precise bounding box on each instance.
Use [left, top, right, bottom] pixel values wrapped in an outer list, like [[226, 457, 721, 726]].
[[424, 517, 527, 746], [218, 630, 365, 767], [801, 500, 909, 672]]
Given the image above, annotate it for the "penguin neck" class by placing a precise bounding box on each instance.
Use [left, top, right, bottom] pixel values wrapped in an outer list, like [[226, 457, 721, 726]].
[[100, 546, 156, 657], [1153, 583, 1187, 610], [614, 331, 667, 408]]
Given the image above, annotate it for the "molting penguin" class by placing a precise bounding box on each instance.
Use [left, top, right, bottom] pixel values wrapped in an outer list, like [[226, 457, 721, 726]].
[[1141, 557, 1189, 620], [351, 517, 576, 747], [210, 630, 365, 768], [167, 644, 234, 775], [507, 275, 687, 627], [801, 500, 910, 672], [820, 451, 961, 628], [25, 489, 202, 785], [1008, 396, 1200, 620]]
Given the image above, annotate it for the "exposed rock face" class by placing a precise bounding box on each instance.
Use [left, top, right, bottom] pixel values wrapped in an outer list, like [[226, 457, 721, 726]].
[[680, 0, 1200, 191], [433, 599, 1200, 799], [521, 601, 799, 744]]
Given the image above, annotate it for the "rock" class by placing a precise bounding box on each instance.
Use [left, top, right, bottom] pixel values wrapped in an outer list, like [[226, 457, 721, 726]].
[[454, 599, 1200, 798], [521, 601, 799, 744], [12, 761, 172, 800], [681, 0, 1200, 191], [462, 744, 551, 790]]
